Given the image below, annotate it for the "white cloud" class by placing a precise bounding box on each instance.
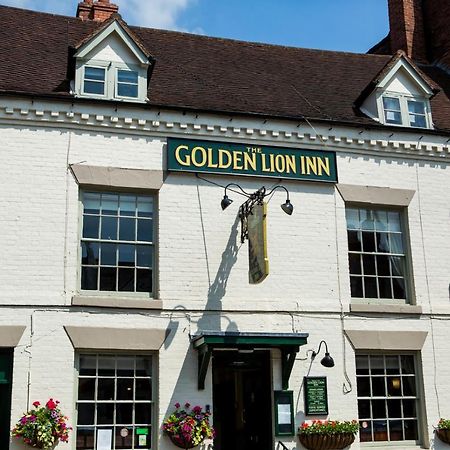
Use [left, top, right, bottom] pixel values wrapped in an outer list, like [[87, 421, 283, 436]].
[[114, 0, 196, 30], [1, 0, 198, 31]]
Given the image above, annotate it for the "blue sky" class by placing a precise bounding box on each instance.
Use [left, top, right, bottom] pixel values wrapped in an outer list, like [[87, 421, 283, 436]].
[[0, 0, 389, 53]]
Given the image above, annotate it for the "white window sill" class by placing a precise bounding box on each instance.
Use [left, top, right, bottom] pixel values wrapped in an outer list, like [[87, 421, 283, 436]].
[[72, 295, 163, 310], [350, 302, 422, 315]]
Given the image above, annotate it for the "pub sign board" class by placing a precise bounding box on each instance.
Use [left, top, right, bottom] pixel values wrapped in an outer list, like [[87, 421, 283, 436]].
[[247, 203, 269, 284], [167, 138, 337, 183], [304, 376, 328, 416]]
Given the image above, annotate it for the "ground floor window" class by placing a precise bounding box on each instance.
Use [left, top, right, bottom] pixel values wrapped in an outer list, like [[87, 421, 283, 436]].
[[356, 354, 420, 444], [76, 354, 153, 450]]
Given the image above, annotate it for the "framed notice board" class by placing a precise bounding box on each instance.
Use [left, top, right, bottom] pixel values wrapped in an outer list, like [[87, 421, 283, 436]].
[[274, 390, 295, 436], [304, 376, 328, 415]]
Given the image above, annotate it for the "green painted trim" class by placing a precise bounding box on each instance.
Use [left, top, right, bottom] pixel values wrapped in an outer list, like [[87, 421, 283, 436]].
[[193, 335, 307, 348], [274, 391, 295, 436]]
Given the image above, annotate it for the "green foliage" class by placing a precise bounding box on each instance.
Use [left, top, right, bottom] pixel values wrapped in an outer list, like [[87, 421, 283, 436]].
[[437, 419, 450, 430], [298, 420, 359, 436]]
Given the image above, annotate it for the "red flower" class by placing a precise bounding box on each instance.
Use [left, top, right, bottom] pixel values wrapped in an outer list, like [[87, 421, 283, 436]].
[[32, 401, 40, 407], [46, 398, 57, 410]]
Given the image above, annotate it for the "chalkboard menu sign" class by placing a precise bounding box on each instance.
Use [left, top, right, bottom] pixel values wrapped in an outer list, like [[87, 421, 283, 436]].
[[304, 376, 328, 415]]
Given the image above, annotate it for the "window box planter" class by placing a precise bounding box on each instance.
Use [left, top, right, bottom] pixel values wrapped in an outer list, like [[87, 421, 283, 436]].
[[436, 420, 450, 445], [168, 433, 198, 449], [298, 432, 355, 450]]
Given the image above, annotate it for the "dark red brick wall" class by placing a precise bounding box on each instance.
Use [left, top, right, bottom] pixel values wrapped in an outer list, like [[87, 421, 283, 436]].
[[423, 0, 450, 68]]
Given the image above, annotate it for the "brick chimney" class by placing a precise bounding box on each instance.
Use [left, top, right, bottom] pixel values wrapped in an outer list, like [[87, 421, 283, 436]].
[[423, 0, 450, 69], [387, 0, 427, 62], [76, 0, 119, 22]]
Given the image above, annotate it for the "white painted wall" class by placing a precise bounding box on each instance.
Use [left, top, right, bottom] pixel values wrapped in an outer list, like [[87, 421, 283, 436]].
[[1, 100, 450, 450]]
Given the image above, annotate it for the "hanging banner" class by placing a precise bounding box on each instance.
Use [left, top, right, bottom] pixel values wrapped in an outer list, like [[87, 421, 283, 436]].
[[248, 203, 269, 284], [167, 138, 337, 182]]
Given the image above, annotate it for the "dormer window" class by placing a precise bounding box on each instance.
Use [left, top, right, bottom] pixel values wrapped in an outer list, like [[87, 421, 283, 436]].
[[381, 95, 429, 128], [358, 54, 435, 130], [74, 19, 153, 103]]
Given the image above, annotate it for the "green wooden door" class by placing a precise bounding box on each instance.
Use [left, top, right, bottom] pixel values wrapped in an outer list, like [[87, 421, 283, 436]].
[[0, 350, 13, 450]]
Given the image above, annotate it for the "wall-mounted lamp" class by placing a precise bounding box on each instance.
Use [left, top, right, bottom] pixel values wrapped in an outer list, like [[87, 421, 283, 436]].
[[311, 340, 335, 368], [221, 183, 293, 242]]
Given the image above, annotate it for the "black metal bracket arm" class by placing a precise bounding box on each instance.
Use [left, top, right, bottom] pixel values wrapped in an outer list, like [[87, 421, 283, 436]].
[[281, 347, 299, 390]]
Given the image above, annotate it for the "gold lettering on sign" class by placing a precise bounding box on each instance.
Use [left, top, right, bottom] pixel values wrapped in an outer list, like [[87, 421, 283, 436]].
[[175, 145, 190, 166], [275, 154, 285, 173], [317, 157, 330, 176], [261, 154, 271, 172], [218, 149, 232, 169], [233, 152, 243, 170], [191, 146, 207, 167], [286, 155, 296, 173], [306, 157, 317, 175], [207, 148, 218, 168], [243, 152, 257, 171]]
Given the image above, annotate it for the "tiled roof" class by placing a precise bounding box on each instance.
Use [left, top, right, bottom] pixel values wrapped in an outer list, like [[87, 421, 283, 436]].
[[1, 5, 449, 133]]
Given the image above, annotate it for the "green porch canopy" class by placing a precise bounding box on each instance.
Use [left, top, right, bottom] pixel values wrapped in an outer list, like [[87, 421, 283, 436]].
[[191, 331, 309, 390]]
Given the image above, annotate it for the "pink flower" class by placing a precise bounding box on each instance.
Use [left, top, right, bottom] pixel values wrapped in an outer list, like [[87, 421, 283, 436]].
[[32, 401, 40, 407], [174, 402, 180, 408], [46, 398, 57, 410], [184, 402, 190, 408]]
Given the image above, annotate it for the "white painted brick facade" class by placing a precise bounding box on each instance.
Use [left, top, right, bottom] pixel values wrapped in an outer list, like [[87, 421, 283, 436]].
[[1, 98, 449, 450]]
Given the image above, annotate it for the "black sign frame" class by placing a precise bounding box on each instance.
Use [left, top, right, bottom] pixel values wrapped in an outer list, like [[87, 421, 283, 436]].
[[274, 390, 295, 436], [304, 376, 328, 416]]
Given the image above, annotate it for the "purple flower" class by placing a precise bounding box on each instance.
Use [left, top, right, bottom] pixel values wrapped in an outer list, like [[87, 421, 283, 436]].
[[192, 406, 202, 414], [174, 402, 180, 408], [184, 402, 190, 408]]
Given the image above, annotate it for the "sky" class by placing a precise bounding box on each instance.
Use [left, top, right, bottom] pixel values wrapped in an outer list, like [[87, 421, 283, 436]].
[[0, 0, 389, 53]]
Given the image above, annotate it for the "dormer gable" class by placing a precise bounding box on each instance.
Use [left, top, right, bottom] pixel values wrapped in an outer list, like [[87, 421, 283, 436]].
[[357, 52, 438, 129], [73, 18, 153, 103]]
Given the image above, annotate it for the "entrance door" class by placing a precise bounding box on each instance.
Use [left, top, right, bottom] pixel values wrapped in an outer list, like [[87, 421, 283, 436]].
[[0, 349, 13, 450], [212, 350, 272, 450]]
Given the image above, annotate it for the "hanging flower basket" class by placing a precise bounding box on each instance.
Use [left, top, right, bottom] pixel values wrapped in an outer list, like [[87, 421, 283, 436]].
[[298, 420, 358, 450], [435, 419, 450, 445], [298, 432, 355, 450], [163, 403, 215, 449], [11, 399, 72, 450]]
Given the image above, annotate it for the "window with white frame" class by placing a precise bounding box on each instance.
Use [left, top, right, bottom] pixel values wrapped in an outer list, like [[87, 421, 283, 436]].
[[81, 192, 154, 294], [381, 95, 429, 128], [346, 207, 408, 301], [356, 354, 420, 444], [117, 69, 139, 98], [76, 354, 153, 450], [83, 67, 106, 96]]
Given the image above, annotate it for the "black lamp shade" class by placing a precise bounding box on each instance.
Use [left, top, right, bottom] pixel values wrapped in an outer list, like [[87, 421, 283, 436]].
[[320, 352, 335, 368], [221, 195, 233, 210], [281, 199, 293, 215]]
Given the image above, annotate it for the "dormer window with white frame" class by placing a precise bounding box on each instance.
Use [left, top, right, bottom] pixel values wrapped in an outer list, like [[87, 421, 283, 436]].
[[74, 20, 152, 103], [360, 55, 435, 130]]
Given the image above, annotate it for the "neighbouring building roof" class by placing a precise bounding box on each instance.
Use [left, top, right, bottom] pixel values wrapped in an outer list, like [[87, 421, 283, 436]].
[[0, 5, 449, 133]]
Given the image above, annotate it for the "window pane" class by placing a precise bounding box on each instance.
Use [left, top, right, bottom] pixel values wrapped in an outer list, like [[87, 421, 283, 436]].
[[118, 70, 138, 84], [82, 242, 99, 265], [115, 426, 133, 449], [388, 212, 401, 231], [401, 356, 415, 374], [387, 377, 402, 396], [137, 245, 152, 268], [101, 243, 117, 266], [357, 377, 370, 397], [135, 404, 152, 424], [136, 269, 152, 293], [386, 356, 400, 374], [84, 193, 101, 214], [362, 232, 375, 252], [118, 268, 134, 292], [137, 219, 153, 242], [374, 211, 388, 230], [118, 83, 139, 98], [356, 355, 369, 375], [372, 377, 386, 397], [373, 420, 388, 441], [78, 378, 95, 400], [135, 379, 152, 400], [98, 378, 115, 400], [387, 399, 401, 418], [120, 195, 136, 216], [100, 266, 116, 290], [403, 399, 416, 418], [76, 427, 95, 450], [359, 421, 372, 442], [117, 357, 135, 377], [372, 400, 386, 419], [404, 420, 418, 440], [383, 97, 400, 111], [377, 255, 390, 275], [350, 276, 363, 297], [410, 114, 426, 128], [98, 357, 115, 376], [118, 244, 135, 266], [364, 277, 377, 298], [385, 110, 402, 124], [349, 253, 361, 274], [346, 208, 359, 229], [378, 278, 393, 298], [358, 400, 371, 419], [85, 67, 105, 81], [347, 230, 361, 251], [376, 233, 390, 253], [117, 378, 134, 400], [83, 215, 99, 239], [116, 403, 133, 425], [78, 404, 95, 425], [137, 198, 153, 217], [402, 377, 416, 396], [389, 420, 403, 441], [363, 255, 376, 275], [119, 218, 136, 241], [408, 100, 425, 115], [101, 217, 118, 240], [84, 80, 104, 95], [80, 355, 97, 376], [370, 356, 384, 375], [102, 194, 119, 215], [81, 267, 98, 290], [136, 357, 152, 377], [390, 234, 404, 254], [393, 278, 406, 299], [97, 404, 114, 424]]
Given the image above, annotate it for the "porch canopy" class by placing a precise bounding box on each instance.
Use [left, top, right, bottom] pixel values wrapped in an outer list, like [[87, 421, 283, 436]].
[[191, 331, 308, 390]]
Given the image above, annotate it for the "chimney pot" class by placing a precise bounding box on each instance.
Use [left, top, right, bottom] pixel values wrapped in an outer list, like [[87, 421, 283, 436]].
[[76, 0, 119, 21]]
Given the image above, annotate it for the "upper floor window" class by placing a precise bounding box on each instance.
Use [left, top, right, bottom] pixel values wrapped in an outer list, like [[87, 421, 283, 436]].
[[81, 192, 154, 295], [381, 95, 430, 129], [83, 67, 106, 96], [346, 207, 408, 301], [117, 69, 139, 98]]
